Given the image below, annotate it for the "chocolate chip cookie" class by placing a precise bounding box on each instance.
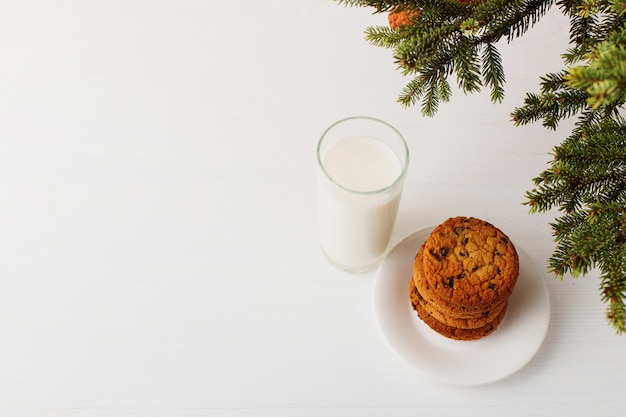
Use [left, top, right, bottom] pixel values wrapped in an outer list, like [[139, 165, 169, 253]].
[[410, 216, 519, 340]]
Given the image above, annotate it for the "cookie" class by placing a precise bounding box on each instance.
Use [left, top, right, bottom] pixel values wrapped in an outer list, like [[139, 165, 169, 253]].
[[410, 278, 508, 340], [411, 277, 507, 329], [413, 244, 508, 319], [418, 217, 519, 313]]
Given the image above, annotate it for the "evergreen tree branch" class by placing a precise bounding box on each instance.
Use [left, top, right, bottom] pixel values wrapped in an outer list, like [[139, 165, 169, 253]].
[[481, 42, 506, 102], [335, 0, 626, 333]]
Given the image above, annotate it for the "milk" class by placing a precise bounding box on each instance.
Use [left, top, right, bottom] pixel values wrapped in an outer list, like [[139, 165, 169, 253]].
[[322, 137, 402, 192], [318, 136, 405, 271]]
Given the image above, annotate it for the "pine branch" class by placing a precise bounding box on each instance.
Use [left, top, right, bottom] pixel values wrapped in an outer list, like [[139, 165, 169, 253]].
[[398, 73, 434, 109], [525, 115, 626, 331], [399, 67, 453, 115], [601, 259, 626, 334], [334, 0, 402, 10], [365, 25, 406, 49], [565, 22, 626, 109], [338, 1, 549, 116], [482, 42, 506, 102], [512, 71, 589, 128], [474, 0, 555, 42], [455, 37, 483, 93], [335, 0, 626, 333], [547, 204, 626, 333]]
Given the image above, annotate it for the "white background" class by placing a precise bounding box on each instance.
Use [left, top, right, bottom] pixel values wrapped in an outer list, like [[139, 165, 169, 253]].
[[0, 1, 624, 416]]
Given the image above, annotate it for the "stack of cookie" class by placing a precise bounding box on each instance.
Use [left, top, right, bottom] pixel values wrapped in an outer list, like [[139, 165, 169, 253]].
[[410, 217, 519, 340]]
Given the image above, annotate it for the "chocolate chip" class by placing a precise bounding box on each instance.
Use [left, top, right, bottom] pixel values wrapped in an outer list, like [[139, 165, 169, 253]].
[[454, 226, 465, 235], [472, 265, 480, 272], [456, 273, 466, 280], [497, 268, 502, 275], [462, 237, 469, 245], [443, 276, 454, 288], [500, 237, 509, 245], [488, 283, 496, 290], [430, 247, 449, 261], [429, 249, 442, 262], [459, 252, 467, 257], [495, 249, 501, 256]]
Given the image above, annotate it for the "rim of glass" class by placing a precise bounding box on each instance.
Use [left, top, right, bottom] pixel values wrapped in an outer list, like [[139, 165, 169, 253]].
[[316, 116, 410, 195]]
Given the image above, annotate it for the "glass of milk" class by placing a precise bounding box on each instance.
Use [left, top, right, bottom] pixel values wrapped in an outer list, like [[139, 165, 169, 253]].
[[316, 116, 409, 273]]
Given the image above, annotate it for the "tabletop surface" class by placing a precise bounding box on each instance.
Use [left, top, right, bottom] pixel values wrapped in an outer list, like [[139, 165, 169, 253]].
[[1, 2, 625, 416]]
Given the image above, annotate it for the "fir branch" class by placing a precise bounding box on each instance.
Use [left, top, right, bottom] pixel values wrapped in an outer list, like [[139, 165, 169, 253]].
[[562, 13, 597, 65], [399, 70, 452, 115], [526, 115, 626, 331], [548, 211, 599, 277], [365, 25, 405, 48], [601, 255, 626, 334], [336, 0, 626, 333], [334, 0, 403, 10], [390, 25, 459, 75], [512, 71, 589, 128], [422, 74, 443, 115], [565, 22, 626, 109], [547, 203, 626, 332], [512, 90, 589, 129], [455, 37, 483, 93], [395, 34, 458, 110], [526, 117, 626, 212], [539, 70, 569, 92], [398, 73, 433, 109], [481, 42, 506, 102], [353, 0, 559, 115], [476, 0, 555, 42]]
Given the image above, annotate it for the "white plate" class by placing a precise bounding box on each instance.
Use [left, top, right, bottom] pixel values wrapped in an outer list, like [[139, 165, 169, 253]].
[[373, 226, 550, 385]]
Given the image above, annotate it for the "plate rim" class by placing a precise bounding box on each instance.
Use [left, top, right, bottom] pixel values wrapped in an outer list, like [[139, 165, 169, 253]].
[[373, 226, 551, 385]]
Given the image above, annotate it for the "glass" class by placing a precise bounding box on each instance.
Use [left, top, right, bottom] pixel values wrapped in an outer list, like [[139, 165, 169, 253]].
[[316, 116, 409, 273]]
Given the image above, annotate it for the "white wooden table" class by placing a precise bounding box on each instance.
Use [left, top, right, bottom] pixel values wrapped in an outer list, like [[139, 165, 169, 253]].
[[0, 2, 624, 416]]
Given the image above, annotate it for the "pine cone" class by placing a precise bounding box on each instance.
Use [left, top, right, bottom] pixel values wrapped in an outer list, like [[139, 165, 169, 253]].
[[388, 8, 419, 30]]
